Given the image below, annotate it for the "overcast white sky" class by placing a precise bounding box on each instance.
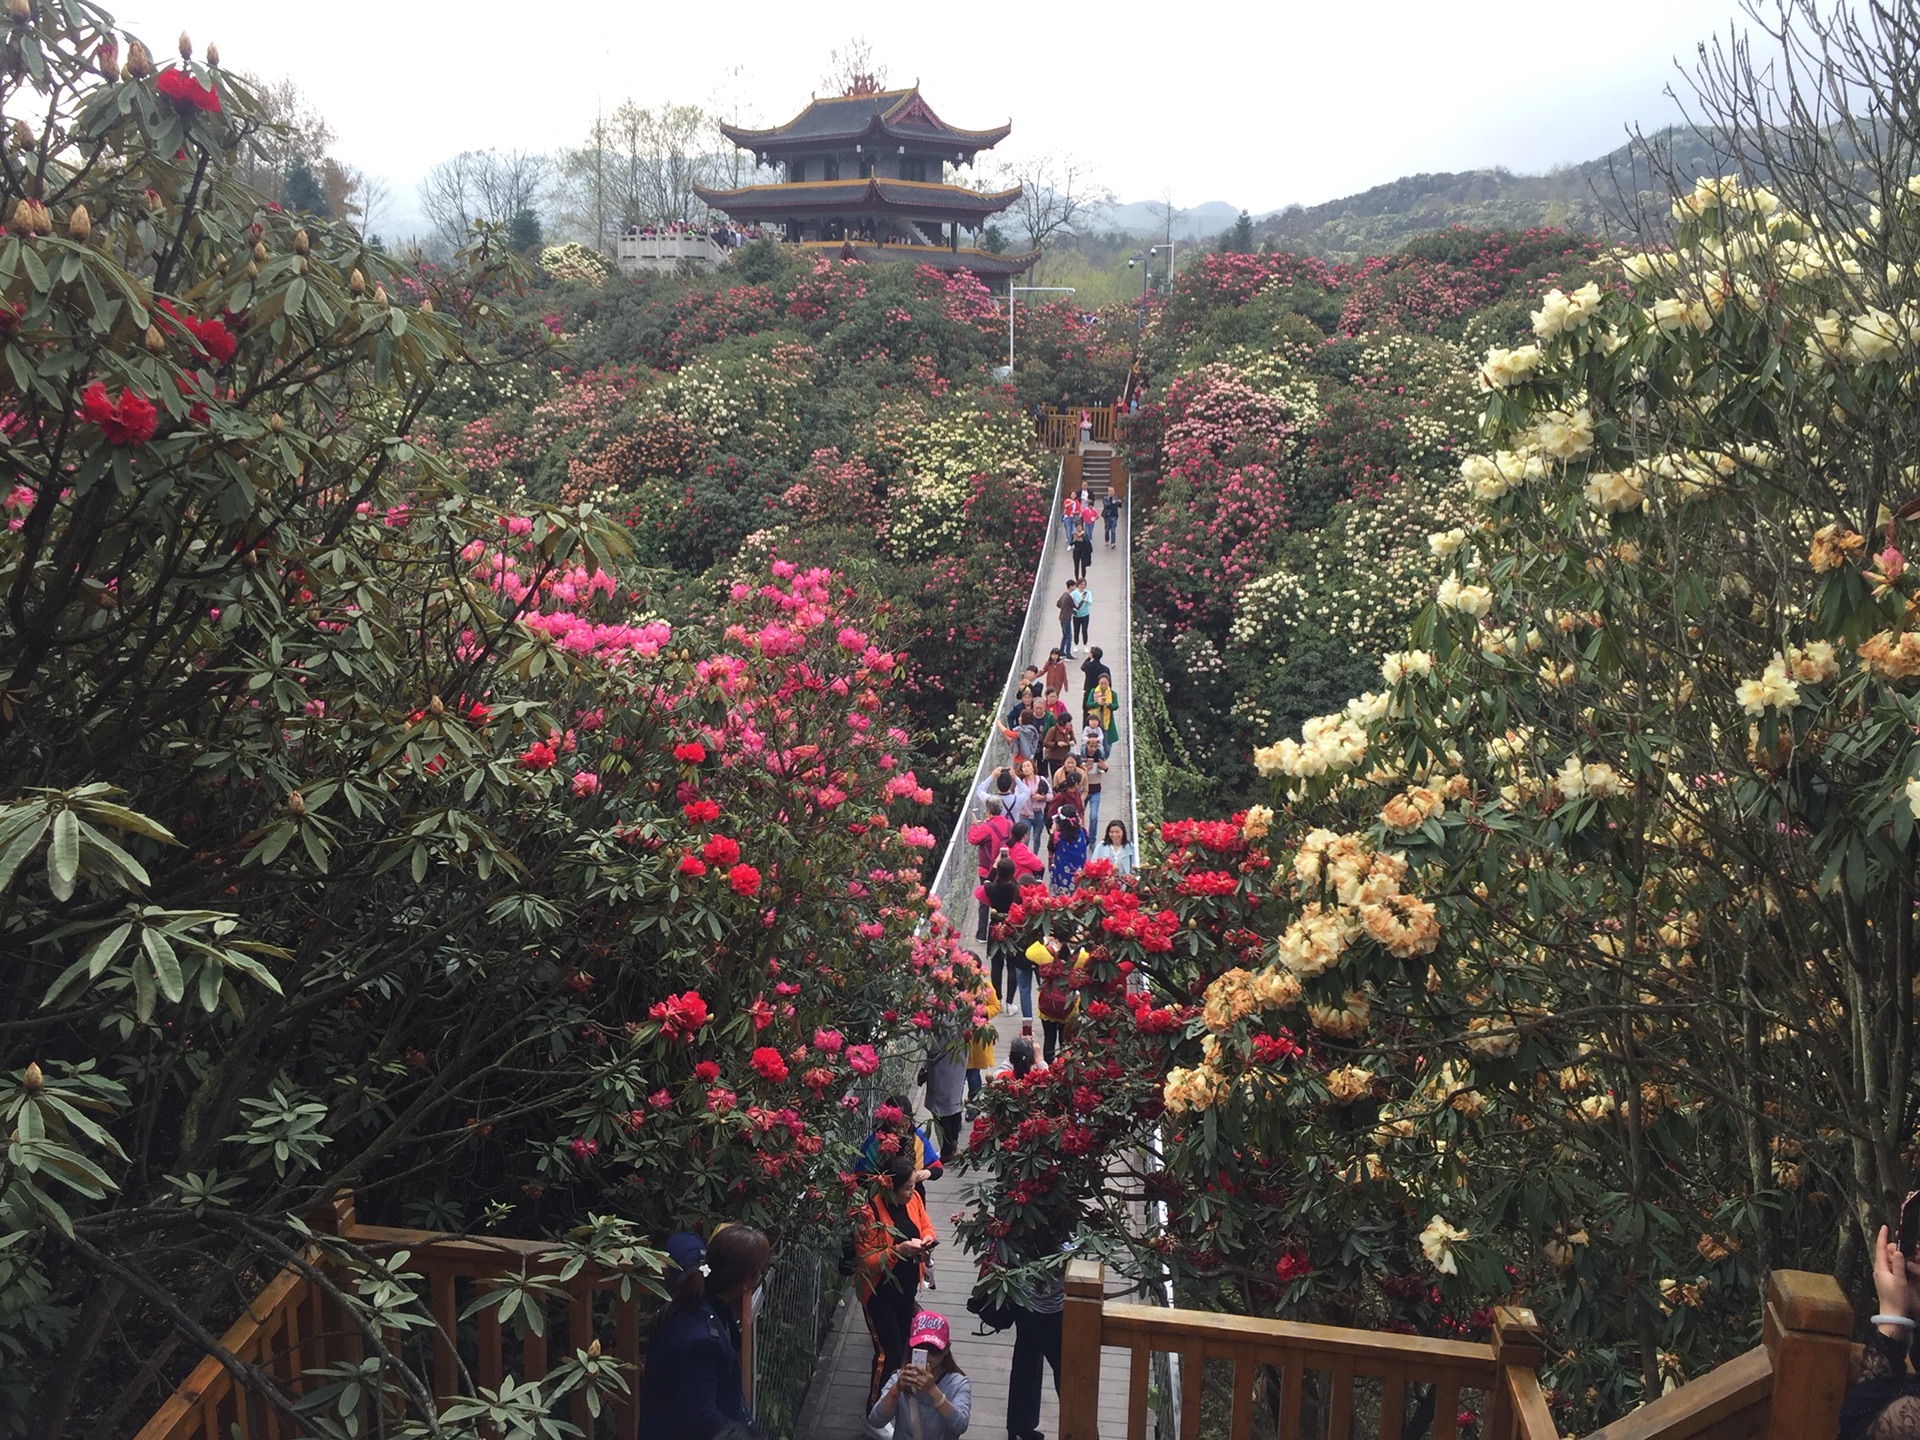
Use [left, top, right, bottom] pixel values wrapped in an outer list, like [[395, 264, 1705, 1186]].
[[118, 0, 1756, 239]]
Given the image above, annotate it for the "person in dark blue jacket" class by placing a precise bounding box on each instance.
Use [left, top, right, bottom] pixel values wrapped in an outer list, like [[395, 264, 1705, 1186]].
[[637, 1225, 771, 1440]]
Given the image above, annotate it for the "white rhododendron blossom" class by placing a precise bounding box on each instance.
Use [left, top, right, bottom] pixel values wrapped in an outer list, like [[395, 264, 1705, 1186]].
[[1734, 659, 1800, 716], [1437, 576, 1493, 617], [1428, 527, 1469, 559], [1785, 641, 1838, 684], [1845, 308, 1903, 365], [1479, 344, 1545, 390], [1531, 407, 1595, 461], [1460, 449, 1543, 503], [1532, 282, 1603, 339], [1583, 469, 1645, 514], [1419, 1216, 1470, 1275], [1381, 650, 1434, 684], [1555, 757, 1625, 800]]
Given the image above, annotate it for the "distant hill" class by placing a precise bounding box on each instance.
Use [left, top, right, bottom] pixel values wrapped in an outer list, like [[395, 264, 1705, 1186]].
[[1097, 199, 1243, 242], [1248, 129, 1755, 259]]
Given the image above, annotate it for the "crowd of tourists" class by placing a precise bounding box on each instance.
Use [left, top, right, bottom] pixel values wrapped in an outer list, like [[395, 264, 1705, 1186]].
[[637, 469, 1133, 1440]]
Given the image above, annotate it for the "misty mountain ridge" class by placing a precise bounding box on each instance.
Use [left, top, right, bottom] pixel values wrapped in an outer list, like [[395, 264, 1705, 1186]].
[[1097, 129, 1764, 259]]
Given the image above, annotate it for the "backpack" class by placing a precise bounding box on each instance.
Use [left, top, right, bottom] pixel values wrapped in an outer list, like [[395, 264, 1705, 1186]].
[[1039, 972, 1075, 1022], [975, 814, 1010, 873]]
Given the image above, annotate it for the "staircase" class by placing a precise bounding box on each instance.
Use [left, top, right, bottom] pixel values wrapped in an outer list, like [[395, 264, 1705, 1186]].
[[1080, 446, 1114, 496]]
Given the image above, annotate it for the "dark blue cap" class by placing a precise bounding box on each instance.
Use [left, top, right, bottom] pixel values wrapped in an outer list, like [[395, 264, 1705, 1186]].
[[665, 1230, 707, 1279]]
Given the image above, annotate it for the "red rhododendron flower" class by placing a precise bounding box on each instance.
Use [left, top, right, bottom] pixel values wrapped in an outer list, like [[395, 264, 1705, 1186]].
[[683, 797, 720, 823], [677, 855, 706, 878], [672, 741, 707, 764], [155, 67, 221, 112], [701, 835, 741, 867], [1274, 1250, 1313, 1282], [693, 1060, 721, 1082], [750, 1046, 789, 1083], [847, 1043, 879, 1075], [78, 382, 157, 446], [184, 313, 237, 365], [728, 864, 762, 897], [519, 740, 556, 769], [648, 989, 708, 1040]]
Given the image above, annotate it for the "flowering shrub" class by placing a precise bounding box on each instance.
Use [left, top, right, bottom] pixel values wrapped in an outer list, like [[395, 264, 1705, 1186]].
[[539, 240, 613, 286]]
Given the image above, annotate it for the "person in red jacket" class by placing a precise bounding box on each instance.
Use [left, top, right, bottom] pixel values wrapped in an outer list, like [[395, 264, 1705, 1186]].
[[857, 1155, 939, 1409], [965, 798, 1013, 943]]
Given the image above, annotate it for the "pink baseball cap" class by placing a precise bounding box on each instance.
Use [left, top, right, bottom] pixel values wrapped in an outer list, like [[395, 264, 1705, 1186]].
[[908, 1310, 950, 1350]]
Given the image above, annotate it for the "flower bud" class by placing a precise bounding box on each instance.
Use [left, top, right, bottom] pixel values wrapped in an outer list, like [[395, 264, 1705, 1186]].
[[66, 204, 89, 241], [297, 256, 308, 275], [205, 42, 218, 66], [9, 119, 31, 150], [419, 297, 433, 313], [428, 695, 445, 716], [287, 790, 305, 816], [144, 323, 165, 353], [144, 188, 163, 214], [372, 282, 388, 306], [22, 1061, 42, 1091], [96, 37, 119, 80], [587, 1339, 602, 1358], [252, 239, 267, 262], [245, 261, 258, 279], [347, 267, 364, 296], [269, 413, 284, 433], [291, 227, 309, 255], [17, 199, 52, 235], [124, 39, 151, 78], [7, 0, 31, 26], [177, 30, 190, 59], [9, 197, 32, 231]]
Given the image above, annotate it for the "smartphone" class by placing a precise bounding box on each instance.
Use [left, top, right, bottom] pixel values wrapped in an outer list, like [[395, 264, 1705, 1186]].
[[1901, 1189, 1920, 1256]]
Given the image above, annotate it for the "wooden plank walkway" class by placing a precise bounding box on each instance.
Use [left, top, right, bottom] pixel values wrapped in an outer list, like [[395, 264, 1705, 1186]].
[[795, 451, 1137, 1440]]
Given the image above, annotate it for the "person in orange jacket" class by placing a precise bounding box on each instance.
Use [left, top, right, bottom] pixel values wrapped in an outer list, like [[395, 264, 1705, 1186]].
[[856, 1154, 939, 1409]]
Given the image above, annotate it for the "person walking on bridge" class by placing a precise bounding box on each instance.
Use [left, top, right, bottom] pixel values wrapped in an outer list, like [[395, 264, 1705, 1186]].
[[1070, 525, 1093, 583], [1055, 580, 1077, 659], [1071, 580, 1093, 651], [1102, 491, 1121, 548]]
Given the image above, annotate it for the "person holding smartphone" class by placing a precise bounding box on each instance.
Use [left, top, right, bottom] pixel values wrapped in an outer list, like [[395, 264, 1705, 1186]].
[[856, 1155, 940, 1415], [868, 1311, 971, 1440], [1842, 1193, 1920, 1440]]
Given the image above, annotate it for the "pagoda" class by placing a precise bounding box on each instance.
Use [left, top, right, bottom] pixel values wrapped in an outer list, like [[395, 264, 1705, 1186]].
[[695, 86, 1039, 277]]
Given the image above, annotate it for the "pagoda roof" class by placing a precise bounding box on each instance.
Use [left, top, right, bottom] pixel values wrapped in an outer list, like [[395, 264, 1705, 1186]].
[[694, 176, 1023, 221], [719, 87, 1012, 156], [792, 240, 1040, 277]]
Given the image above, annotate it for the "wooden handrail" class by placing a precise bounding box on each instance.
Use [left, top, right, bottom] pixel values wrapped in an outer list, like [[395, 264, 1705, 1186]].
[[134, 1190, 740, 1440], [1058, 1262, 1856, 1440], [1037, 406, 1119, 453]]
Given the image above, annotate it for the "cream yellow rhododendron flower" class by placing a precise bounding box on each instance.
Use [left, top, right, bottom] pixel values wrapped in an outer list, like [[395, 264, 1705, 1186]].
[[1531, 407, 1594, 461], [1278, 903, 1358, 979], [1531, 282, 1603, 339], [1419, 1216, 1470, 1275], [1428, 527, 1469, 559], [1381, 650, 1434, 685], [1584, 469, 1645, 514], [1325, 1064, 1375, 1104], [1785, 641, 1838, 684], [1734, 660, 1800, 716], [1437, 576, 1493, 618], [1905, 777, 1920, 822], [1478, 344, 1545, 390], [1307, 991, 1372, 1040], [1241, 804, 1273, 841]]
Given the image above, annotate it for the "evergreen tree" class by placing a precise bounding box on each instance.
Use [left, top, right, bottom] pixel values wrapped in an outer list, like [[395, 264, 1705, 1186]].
[[284, 154, 329, 216], [508, 205, 544, 254], [979, 223, 1008, 255], [1220, 209, 1254, 253]]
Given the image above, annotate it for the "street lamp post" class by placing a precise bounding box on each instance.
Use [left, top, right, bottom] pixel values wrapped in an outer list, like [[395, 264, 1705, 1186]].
[[1007, 283, 1076, 372]]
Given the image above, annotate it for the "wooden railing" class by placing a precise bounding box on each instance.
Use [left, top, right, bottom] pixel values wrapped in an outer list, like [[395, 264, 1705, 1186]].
[[1039, 405, 1119, 451], [1057, 1262, 1853, 1440], [135, 1193, 735, 1440]]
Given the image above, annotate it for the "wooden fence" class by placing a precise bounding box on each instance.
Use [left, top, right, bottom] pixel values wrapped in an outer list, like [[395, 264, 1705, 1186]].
[[1039, 405, 1120, 451], [1057, 1262, 1854, 1440], [133, 1192, 740, 1440]]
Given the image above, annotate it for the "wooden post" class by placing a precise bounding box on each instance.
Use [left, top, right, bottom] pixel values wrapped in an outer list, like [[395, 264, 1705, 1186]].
[[1485, 1306, 1545, 1440], [1061, 1258, 1106, 1440], [1761, 1270, 1852, 1440]]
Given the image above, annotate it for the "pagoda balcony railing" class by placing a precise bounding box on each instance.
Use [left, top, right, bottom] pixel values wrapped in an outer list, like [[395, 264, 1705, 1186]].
[[1058, 1260, 1854, 1440]]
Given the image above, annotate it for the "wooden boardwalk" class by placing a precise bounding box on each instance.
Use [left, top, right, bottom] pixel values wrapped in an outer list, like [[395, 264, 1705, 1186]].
[[795, 456, 1138, 1440]]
